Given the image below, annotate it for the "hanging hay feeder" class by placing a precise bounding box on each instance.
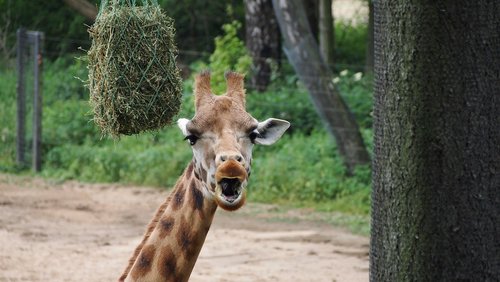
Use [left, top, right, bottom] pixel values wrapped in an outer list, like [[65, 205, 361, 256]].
[[87, 0, 182, 137]]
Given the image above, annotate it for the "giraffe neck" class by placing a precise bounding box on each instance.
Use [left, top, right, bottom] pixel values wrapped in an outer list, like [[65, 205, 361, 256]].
[[121, 161, 218, 282]]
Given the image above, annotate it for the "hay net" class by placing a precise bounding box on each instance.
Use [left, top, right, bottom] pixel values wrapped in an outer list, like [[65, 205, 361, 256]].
[[88, 0, 182, 137]]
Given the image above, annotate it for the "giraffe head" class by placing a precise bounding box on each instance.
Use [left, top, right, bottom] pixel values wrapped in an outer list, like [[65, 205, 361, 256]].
[[177, 71, 289, 211]]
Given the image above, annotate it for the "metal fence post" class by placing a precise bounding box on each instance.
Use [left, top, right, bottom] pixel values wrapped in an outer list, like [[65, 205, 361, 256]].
[[32, 31, 43, 172], [16, 28, 26, 167]]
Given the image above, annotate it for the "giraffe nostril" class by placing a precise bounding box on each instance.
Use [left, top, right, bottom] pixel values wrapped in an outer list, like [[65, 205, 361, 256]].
[[220, 155, 227, 162], [236, 155, 242, 162]]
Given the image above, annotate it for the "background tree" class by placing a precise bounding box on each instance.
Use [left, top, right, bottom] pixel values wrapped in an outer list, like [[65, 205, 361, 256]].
[[272, 0, 371, 173], [364, 0, 373, 73], [304, 0, 319, 41], [371, 1, 500, 280], [318, 0, 334, 68], [244, 0, 281, 92]]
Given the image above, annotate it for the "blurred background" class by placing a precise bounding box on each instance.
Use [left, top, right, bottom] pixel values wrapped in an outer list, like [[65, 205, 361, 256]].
[[0, 0, 373, 233]]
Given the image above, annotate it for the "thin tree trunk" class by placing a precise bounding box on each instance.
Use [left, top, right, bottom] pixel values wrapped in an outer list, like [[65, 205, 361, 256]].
[[62, 0, 97, 22], [244, 0, 281, 92], [371, 1, 500, 281], [304, 0, 319, 41], [272, 0, 371, 174], [364, 0, 373, 73], [319, 0, 334, 68]]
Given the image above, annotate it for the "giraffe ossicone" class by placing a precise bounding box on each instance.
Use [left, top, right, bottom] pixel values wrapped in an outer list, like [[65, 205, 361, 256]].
[[119, 71, 289, 282]]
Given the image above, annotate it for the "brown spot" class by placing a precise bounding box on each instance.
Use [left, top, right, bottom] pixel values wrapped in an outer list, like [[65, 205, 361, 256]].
[[131, 244, 156, 279], [172, 184, 185, 211], [185, 162, 194, 177], [200, 168, 208, 182], [157, 245, 177, 280], [176, 217, 200, 260], [194, 169, 201, 180], [158, 216, 175, 239], [210, 182, 216, 191], [190, 180, 204, 211]]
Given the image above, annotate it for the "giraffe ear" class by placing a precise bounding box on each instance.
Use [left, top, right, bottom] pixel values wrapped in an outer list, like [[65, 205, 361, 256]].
[[254, 118, 290, 145], [177, 118, 191, 136]]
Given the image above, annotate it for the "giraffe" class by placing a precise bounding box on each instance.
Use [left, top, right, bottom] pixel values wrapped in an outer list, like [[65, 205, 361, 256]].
[[118, 71, 290, 282]]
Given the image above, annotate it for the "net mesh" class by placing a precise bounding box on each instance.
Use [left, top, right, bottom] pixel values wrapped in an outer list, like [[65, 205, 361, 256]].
[[88, 0, 182, 137]]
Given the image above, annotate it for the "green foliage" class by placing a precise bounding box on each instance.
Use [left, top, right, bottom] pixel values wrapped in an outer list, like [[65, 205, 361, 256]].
[[0, 0, 97, 59], [246, 84, 321, 134], [335, 70, 374, 128], [207, 21, 252, 93], [0, 1, 244, 62], [209, 21, 252, 93], [249, 130, 371, 213], [42, 99, 100, 148], [0, 69, 17, 169], [43, 129, 191, 187], [159, 1, 244, 62], [334, 22, 368, 70], [43, 57, 90, 103]]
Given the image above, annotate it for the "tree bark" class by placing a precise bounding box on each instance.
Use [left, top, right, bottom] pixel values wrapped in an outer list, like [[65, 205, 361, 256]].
[[371, 1, 500, 281], [244, 0, 281, 92], [364, 0, 374, 73], [319, 0, 334, 68], [62, 0, 97, 22], [304, 0, 319, 41], [272, 0, 371, 174]]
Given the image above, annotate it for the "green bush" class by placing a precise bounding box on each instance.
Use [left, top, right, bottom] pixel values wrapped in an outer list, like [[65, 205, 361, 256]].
[[335, 70, 373, 128], [335, 22, 368, 70], [196, 20, 252, 94], [43, 128, 192, 187], [249, 130, 370, 206], [246, 85, 321, 134], [0, 70, 18, 169]]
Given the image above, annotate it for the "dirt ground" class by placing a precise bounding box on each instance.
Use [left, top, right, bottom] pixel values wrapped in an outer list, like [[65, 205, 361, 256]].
[[0, 174, 368, 282]]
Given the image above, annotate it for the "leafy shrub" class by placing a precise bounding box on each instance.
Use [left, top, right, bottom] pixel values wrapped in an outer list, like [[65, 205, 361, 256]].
[[43, 127, 192, 187], [249, 130, 371, 206], [0, 70, 18, 169], [335, 22, 368, 70], [335, 70, 373, 128], [207, 20, 252, 93], [42, 99, 99, 149], [246, 84, 321, 134], [43, 57, 89, 103]]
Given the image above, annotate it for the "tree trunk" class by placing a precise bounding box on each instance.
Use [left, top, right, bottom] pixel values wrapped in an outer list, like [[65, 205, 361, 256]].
[[319, 0, 334, 68], [304, 0, 319, 41], [244, 0, 281, 92], [371, 1, 500, 281], [272, 0, 371, 174], [364, 0, 373, 73], [62, 0, 97, 22]]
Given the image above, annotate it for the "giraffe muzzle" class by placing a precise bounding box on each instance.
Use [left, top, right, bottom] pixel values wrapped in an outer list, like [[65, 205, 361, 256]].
[[214, 160, 248, 211]]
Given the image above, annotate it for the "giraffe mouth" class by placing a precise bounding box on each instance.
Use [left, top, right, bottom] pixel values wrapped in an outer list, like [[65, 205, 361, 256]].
[[214, 160, 247, 210], [217, 178, 242, 203]]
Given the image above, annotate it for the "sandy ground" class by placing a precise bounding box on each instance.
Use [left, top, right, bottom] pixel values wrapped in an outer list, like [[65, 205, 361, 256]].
[[0, 174, 368, 282]]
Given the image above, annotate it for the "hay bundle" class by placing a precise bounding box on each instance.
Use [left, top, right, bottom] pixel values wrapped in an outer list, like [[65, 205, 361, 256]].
[[88, 0, 182, 137]]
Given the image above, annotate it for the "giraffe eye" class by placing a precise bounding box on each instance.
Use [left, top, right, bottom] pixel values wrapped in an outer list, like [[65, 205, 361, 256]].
[[184, 135, 199, 146], [249, 131, 259, 143]]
